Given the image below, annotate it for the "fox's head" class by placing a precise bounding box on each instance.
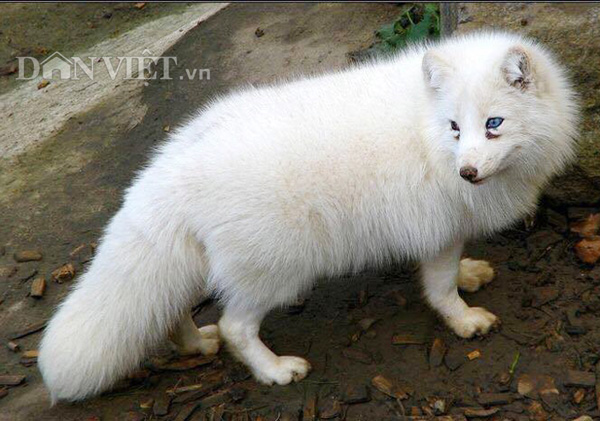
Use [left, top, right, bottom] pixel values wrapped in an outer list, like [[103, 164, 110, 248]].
[[422, 32, 579, 186]]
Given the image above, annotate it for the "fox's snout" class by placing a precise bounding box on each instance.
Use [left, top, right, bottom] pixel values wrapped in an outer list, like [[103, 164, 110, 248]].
[[459, 166, 479, 183]]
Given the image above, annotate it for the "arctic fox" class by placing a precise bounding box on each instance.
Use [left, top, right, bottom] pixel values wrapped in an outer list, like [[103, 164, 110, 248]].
[[39, 31, 578, 402]]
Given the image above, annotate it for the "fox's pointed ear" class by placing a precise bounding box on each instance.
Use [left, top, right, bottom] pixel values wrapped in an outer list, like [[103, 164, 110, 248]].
[[502, 46, 534, 91], [422, 49, 453, 92]]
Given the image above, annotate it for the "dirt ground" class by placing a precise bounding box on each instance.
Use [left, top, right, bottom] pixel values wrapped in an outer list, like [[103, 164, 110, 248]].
[[1, 3, 600, 421]]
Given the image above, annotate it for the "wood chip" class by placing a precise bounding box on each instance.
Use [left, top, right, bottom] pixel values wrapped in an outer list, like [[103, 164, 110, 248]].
[[0, 375, 26, 386], [30, 277, 46, 298], [429, 338, 446, 367], [303, 394, 317, 421], [467, 349, 481, 360], [22, 350, 39, 358], [565, 370, 596, 387], [371, 374, 408, 400], [573, 388, 586, 404], [463, 407, 500, 418], [392, 333, 426, 345], [51, 263, 76, 283], [7, 341, 19, 352], [574, 237, 600, 264]]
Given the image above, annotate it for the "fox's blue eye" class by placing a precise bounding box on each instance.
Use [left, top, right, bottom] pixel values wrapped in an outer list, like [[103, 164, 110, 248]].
[[486, 117, 504, 129]]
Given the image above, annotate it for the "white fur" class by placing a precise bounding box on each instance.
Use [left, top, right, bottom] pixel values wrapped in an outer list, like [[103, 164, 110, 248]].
[[38, 31, 578, 402]]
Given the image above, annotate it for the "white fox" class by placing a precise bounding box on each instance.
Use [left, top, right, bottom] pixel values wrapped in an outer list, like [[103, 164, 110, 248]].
[[39, 31, 578, 402]]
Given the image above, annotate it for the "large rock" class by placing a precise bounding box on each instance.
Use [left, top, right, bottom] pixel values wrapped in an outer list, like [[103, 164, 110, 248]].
[[443, 3, 600, 207]]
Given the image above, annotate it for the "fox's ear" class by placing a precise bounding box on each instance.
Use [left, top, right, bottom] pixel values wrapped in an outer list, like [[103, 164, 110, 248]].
[[422, 49, 453, 92], [502, 46, 534, 91]]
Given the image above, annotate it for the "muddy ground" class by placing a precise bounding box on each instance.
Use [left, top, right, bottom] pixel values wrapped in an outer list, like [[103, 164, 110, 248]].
[[1, 3, 600, 421]]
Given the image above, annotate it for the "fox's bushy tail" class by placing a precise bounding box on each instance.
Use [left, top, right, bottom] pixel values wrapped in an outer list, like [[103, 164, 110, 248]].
[[38, 209, 205, 403]]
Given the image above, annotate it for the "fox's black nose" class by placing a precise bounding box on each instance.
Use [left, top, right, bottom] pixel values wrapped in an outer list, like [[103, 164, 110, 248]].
[[459, 166, 478, 182]]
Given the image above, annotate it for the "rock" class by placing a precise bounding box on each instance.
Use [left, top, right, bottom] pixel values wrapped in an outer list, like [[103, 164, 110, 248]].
[[445, 349, 467, 371], [319, 397, 341, 419], [429, 338, 447, 367], [13, 250, 42, 262], [531, 286, 560, 307], [51, 263, 76, 283], [152, 395, 171, 417], [30, 277, 46, 298], [517, 374, 559, 399], [466, 349, 481, 360], [0, 375, 26, 386], [463, 407, 499, 418], [6, 341, 19, 352], [477, 393, 514, 406], [571, 214, 600, 238], [342, 348, 373, 365], [573, 416, 593, 421], [341, 384, 371, 404], [565, 370, 596, 387], [575, 237, 600, 264], [573, 388, 586, 404], [371, 375, 408, 399]]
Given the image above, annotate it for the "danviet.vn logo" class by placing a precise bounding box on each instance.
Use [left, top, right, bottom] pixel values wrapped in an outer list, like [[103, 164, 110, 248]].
[[17, 49, 210, 81]]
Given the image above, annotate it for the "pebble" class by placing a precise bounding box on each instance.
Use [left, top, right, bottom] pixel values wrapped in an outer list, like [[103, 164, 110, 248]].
[[13, 250, 43, 263]]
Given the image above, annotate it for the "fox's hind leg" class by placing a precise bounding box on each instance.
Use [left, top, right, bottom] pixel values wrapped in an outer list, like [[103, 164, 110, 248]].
[[421, 242, 499, 338], [457, 258, 495, 293], [170, 313, 220, 356], [218, 301, 311, 385]]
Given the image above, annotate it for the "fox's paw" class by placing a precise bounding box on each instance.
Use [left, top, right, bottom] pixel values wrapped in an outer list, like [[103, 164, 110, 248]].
[[253, 356, 311, 386], [175, 324, 221, 356], [447, 307, 499, 338], [458, 258, 494, 292]]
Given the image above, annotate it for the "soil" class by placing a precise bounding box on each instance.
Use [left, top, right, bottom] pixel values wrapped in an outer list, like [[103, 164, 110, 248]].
[[1, 3, 599, 421]]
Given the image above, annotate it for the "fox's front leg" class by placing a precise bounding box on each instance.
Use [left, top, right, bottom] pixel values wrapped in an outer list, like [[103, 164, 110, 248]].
[[421, 242, 498, 338]]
